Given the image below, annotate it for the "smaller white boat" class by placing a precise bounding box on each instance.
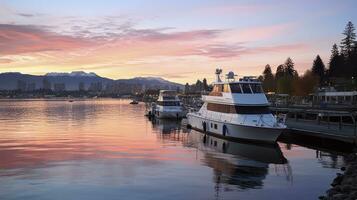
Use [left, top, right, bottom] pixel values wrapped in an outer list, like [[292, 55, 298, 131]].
[[153, 90, 185, 119], [130, 100, 139, 104]]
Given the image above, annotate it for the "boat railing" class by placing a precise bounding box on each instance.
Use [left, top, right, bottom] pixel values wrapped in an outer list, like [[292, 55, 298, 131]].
[[276, 113, 287, 126]]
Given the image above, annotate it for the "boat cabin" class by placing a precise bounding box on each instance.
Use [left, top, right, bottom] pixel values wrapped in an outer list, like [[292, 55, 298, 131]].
[[209, 82, 263, 96], [157, 90, 181, 106]]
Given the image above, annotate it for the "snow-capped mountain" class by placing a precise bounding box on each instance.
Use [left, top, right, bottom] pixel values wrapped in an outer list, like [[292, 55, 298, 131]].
[[0, 72, 183, 91], [45, 71, 98, 77]]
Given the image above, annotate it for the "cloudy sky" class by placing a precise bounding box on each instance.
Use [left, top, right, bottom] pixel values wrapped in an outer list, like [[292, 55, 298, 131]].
[[0, 0, 356, 83]]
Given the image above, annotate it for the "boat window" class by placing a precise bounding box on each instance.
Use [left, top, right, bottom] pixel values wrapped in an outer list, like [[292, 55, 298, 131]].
[[235, 106, 270, 114], [163, 96, 176, 100], [207, 103, 271, 114], [250, 84, 263, 93], [157, 101, 180, 106], [223, 84, 231, 92], [229, 83, 242, 93], [241, 84, 252, 94]]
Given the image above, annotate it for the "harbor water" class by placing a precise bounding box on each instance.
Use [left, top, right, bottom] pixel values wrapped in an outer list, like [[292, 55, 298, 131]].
[[0, 99, 349, 200]]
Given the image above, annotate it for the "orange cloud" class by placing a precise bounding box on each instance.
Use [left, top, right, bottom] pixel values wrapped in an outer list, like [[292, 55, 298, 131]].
[[0, 58, 13, 63]]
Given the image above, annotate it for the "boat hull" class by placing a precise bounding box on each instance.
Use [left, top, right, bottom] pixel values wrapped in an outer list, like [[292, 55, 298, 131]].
[[155, 110, 185, 119], [187, 113, 284, 143]]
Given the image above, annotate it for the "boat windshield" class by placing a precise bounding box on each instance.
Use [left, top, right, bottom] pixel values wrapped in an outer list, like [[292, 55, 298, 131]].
[[229, 83, 263, 94], [250, 84, 263, 93], [229, 83, 241, 93], [241, 84, 252, 93]]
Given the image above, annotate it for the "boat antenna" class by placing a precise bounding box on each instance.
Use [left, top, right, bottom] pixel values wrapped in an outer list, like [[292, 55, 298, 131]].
[[215, 68, 222, 82], [226, 71, 237, 82]]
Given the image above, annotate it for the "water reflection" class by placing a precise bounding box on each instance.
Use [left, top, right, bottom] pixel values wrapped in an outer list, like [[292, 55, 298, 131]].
[[0, 100, 348, 200], [150, 118, 291, 191]]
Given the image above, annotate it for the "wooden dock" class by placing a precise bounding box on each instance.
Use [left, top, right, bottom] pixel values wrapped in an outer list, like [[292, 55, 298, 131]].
[[271, 106, 357, 144], [284, 119, 356, 144]]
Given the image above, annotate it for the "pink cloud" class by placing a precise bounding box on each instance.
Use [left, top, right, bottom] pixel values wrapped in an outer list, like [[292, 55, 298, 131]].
[[0, 23, 306, 64], [0, 24, 93, 55]]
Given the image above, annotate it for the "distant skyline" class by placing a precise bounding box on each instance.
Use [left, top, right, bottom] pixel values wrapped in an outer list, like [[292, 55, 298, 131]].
[[0, 0, 357, 83]]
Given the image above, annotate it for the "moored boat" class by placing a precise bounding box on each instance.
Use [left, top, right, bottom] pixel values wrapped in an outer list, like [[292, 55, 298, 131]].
[[153, 90, 185, 119], [187, 69, 287, 143], [130, 100, 139, 104]]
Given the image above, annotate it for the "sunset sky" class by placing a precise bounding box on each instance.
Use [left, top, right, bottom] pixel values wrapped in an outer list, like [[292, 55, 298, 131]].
[[0, 0, 357, 83]]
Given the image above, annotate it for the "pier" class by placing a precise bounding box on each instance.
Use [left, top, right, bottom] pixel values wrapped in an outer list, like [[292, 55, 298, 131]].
[[271, 106, 357, 144]]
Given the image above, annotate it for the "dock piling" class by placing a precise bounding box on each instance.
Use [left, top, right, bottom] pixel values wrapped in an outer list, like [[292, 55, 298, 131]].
[[327, 112, 330, 129]]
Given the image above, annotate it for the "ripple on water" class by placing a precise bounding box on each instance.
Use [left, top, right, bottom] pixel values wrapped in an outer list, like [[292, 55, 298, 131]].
[[0, 99, 348, 200]]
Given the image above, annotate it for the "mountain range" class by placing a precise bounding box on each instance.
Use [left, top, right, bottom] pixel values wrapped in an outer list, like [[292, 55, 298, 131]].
[[0, 71, 183, 91]]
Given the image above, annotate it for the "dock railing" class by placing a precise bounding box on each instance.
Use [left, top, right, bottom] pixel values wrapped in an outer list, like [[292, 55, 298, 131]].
[[271, 105, 357, 144]]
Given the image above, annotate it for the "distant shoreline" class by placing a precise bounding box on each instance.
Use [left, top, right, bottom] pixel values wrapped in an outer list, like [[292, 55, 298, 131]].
[[0, 97, 131, 101]]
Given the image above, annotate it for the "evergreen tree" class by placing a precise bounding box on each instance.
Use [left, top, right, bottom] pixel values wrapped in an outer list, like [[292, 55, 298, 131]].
[[202, 78, 208, 91], [341, 21, 356, 59], [195, 80, 203, 92], [283, 57, 296, 77], [311, 55, 325, 85], [293, 70, 318, 96], [340, 21, 356, 78], [328, 44, 343, 78], [275, 64, 285, 80], [262, 64, 275, 92], [184, 83, 190, 94], [276, 76, 293, 95]]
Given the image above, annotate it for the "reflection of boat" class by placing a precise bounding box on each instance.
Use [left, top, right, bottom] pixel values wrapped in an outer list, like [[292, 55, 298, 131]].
[[150, 118, 182, 134], [153, 90, 185, 119], [185, 130, 289, 190], [149, 118, 290, 190], [130, 100, 139, 104], [186, 130, 287, 164], [187, 69, 286, 143]]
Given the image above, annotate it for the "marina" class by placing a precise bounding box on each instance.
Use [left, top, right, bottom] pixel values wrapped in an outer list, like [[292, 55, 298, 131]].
[[1, 1, 357, 199], [0, 99, 352, 200]]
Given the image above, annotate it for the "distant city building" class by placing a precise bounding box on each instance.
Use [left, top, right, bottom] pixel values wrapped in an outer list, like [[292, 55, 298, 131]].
[[27, 83, 36, 91], [53, 83, 66, 92], [42, 78, 52, 90], [89, 82, 103, 92], [16, 80, 27, 91], [78, 82, 85, 91]]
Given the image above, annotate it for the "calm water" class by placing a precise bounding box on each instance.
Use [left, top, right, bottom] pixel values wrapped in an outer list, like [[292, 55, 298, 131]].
[[0, 99, 347, 200]]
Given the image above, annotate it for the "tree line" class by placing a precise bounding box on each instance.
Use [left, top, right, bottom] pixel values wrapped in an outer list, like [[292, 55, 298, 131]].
[[184, 78, 210, 94], [260, 21, 357, 96]]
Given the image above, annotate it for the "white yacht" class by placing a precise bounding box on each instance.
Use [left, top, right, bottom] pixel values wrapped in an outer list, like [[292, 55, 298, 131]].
[[153, 90, 185, 119], [187, 69, 286, 143]]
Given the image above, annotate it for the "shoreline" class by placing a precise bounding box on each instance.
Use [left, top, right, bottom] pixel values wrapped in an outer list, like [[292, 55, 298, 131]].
[[320, 153, 357, 200]]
